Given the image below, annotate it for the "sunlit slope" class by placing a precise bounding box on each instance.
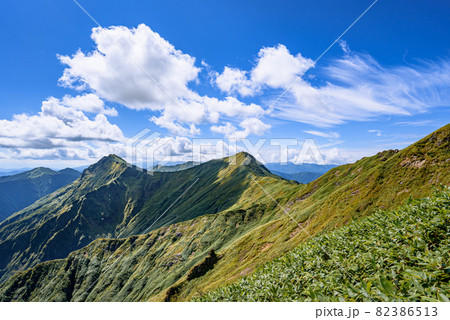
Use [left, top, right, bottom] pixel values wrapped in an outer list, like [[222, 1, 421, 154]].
[[196, 189, 450, 302], [167, 124, 450, 301]]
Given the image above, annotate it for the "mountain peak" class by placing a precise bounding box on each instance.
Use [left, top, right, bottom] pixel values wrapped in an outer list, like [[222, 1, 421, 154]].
[[80, 154, 129, 183], [106, 154, 127, 162], [58, 168, 81, 176], [228, 151, 259, 165], [93, 154, 127, 167], [0, 167, 80, 222], [30, 167, 55, 173], [25, 167, 56, 178]]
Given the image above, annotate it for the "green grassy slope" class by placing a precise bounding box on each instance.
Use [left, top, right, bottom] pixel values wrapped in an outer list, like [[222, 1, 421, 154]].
[[0, 152, 289, 283], [153, 161, 200, 172], [169, 124, 450, 301], [0, 124, 448, 301], [196, 188, 450, 302], [0, 168, 80, 222]]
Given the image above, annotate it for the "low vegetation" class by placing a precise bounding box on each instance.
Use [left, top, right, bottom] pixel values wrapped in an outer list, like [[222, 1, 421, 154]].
[[196, 188, 450, 301]]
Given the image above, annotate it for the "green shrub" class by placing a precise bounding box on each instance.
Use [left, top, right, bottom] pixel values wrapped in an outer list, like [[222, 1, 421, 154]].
[[196, 188, 450, 302]]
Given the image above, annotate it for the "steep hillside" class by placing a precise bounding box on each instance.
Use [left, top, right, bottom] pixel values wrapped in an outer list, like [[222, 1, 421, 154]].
[[0, 168, 80, 222], [0, 124, 448, 301], [0, 152, 289, 283], [197, 189, 450, 302], [153, 161, 200, 172]]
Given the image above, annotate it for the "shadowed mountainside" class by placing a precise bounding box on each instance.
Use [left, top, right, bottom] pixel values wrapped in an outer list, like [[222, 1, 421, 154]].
[[0, 168, 80, 222]]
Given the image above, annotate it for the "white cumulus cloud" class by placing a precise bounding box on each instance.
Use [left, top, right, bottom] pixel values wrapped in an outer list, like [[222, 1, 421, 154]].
[[215, 67, 256, 97], [57, 24, 270, 137], [214, 44, 313, 96], [58, 24, 200, 110], [0, 98, 124, 160], [251, 44, 313, 89], [211, 118, 271, 139], [62, 93, 118, 116]]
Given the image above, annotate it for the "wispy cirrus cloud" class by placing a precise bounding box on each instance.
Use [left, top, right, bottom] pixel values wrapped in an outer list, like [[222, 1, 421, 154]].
[[368, 129, 382, 136], [395, 120, 437, 127], [213, 42, 450, 128], [304, 130, 340, 139], [275, 50, 450, 127]]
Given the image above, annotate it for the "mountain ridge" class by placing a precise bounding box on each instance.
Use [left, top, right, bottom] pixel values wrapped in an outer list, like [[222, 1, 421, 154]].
[[0, 167, 80, 222], [0, 124, 448, 301], [0, 151, 283, 283]]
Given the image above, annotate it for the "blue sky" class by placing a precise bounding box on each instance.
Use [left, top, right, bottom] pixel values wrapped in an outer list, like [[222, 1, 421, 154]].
[[0, 0, 449, 168]]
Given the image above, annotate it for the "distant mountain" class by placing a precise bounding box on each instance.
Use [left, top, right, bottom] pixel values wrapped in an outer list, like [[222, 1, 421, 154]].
[[266, 163, 336, 183], [265, 163, 336, 175], [153, 161, 200, 172], [0, 124, 448, 301], [0, 169, 31, 177], [72, 165, 89, 172], [270, 170, 322, 183], [0, 168, 80, 222]]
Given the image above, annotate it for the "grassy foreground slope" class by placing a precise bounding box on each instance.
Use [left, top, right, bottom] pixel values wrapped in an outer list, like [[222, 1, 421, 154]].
[[0, 124, 448, 301], [196, 189, 450, 302], [0, 167, 80, 222]]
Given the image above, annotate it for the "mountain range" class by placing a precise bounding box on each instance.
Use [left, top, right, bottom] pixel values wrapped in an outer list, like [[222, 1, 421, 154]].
[[264, 162, 336, 175], [0, 124, 448, 301], [265, 163, 336, 183], [152, 162, 334, 184], [0, 169, 31, 177], [0, 168, 80, 222], [269, 170, 321, 183]]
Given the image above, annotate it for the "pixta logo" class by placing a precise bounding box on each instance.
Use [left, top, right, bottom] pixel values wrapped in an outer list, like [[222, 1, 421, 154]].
[[126, 129, 326, 174]]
